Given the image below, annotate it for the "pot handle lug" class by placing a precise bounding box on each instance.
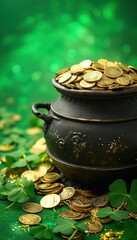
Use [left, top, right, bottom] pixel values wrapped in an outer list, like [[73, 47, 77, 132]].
[[32, 103, 58, 124]]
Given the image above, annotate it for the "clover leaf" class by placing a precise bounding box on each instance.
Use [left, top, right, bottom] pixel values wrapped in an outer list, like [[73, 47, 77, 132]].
[[96, 207, 128, 221], [0, 177, 36, 204], [108, 179, 127, 208], [126, 179, 137, 212], [53, 218, 76, 236], [29, 224, 55, 240]]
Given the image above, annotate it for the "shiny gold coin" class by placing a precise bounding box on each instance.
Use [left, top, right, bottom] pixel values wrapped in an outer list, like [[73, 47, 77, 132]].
[[108, 84, 125, 90], [97, 58, 108, 68], [21, 170, 39, 182], [40, 193, 60, 208], [93, 194, 108, 207], [56, 67, 70, 75], [104, 66, 123, 78], [19, 214, 41, 225], [43, 172, 60, 183], [33, 165, 47, 177], [60, 187, 75, 200], [70, 64, 84, 74], [58, 71, 71, 83], [105, 61, 118, 68], [84, 220, 103, 234], [70, 202, 92, 213], [26, 127, 42, 135], [37, 183, 52, 190], [118, 63, 130, 72], [84, 71, 102, 82], [61, 209, 86, 220], [72, 197, 91, 208], [97, 79, 114, 87], [116, 74, 131, 86], [22, 202, 43, 213], [79, 59, 92, 68], [80, 80, 96, 88]]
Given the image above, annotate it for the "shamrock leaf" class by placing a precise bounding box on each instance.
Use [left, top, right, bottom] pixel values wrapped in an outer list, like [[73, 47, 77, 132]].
[[109, 210, 128, 221], [11, 159, 27, 168], [53, 218, 76, 236], [97, 207, 128, 221], [126, 179, 137, 212], [108, 179, 127, 208], [29, 225, 54, 240], [97, 207, 112, 218], [3, 177, 36, 204]]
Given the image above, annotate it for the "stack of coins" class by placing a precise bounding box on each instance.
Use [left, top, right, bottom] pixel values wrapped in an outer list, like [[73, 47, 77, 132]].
[[35, 171, 64, 195], [55, 59, 137, 90]]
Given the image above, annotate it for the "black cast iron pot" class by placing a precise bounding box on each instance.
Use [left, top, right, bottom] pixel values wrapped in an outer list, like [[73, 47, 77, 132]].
[[32, 79, 137, 192]]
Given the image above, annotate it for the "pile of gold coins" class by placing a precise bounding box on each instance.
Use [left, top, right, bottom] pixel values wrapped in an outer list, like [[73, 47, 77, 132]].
[[55, 59, 137, 90]]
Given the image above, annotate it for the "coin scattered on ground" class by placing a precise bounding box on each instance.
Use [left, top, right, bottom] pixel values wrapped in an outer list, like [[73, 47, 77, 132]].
[[21, 170, 40, 182], [60, 187, 75, 200], [84, 220, 103, 233], [40, 194, 61, 208], [55, 58, 137, 90], [22, 202, 43, 213], [19, 214, 41, 225]]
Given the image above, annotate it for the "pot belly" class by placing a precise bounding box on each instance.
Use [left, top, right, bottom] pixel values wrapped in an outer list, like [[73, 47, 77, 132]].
[[44, 118, 137, 168]]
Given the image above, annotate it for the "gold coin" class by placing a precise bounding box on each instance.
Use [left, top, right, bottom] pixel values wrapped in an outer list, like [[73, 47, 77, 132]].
[[93, 194, 108, 207], [79, 59, 92, 68], [84, 220, 103, 234], [43, 172, 60, 183], [118, 63, 130, 72], [70, 64, 84, 74], [72, 197, 91, 208], [80, 80, 96, 88], [105, 61, 118, 68], [60, 187, 75, 200], [22, 202, 43, 213], [21, 170, 39, 182], [58, 71, 71, 83], [19, 214, 41, 225], [84, 71, 102, 82], [97, 58, 108, 68], [104, 66, 123, 78], [61, 209, 83, 220], [40, 194, 60, 208], [33, 165, 48, 178], [116, 74, 131, 86], [97, 79, 114, 87], [108, 84, 125, 90], [56, 67, 70, 75]]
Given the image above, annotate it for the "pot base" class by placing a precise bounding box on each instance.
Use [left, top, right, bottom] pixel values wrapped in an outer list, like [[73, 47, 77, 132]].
[[47, 149, 137, 193]]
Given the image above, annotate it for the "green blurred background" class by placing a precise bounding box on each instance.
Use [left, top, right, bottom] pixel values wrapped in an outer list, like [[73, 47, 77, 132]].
[[0, 0, 137, 117]]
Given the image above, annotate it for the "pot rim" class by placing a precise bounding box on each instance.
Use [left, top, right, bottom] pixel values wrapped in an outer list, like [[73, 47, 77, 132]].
[[52, 78, 137, 97]]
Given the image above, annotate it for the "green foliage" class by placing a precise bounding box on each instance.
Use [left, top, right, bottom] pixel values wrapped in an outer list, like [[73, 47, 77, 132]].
[[122, 220, 137, 240], [97, 179, 137, 221], [0, 177, 36, 204], [29, 225, 55, 240], [53, 218, 76, 236]]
